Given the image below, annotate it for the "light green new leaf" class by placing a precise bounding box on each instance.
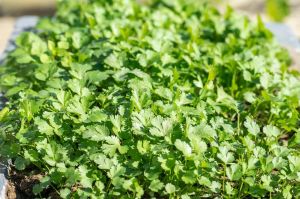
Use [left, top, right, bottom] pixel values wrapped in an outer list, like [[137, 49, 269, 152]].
[[175, 139, 192, 157], [149, 179, 164, 192]]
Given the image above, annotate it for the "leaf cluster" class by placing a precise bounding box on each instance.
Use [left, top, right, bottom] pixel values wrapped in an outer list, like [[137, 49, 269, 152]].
[[0, 0, 299, 198]]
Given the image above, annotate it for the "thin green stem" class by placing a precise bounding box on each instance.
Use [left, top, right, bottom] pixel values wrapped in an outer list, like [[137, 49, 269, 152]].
[[222, 164, 226, 193]]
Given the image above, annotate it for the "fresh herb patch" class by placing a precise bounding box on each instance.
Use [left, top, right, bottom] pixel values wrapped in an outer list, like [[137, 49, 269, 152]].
[[0, 0, 300, 198]]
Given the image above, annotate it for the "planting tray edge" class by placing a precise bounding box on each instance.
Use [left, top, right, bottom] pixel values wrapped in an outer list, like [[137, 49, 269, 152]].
[[0, 16, 38, 199]]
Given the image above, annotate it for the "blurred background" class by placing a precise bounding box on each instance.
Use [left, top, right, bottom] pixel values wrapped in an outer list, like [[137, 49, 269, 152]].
[[0, 0, 56, 54], [223, 0, 300, 37], [0, 0, 300, 54]]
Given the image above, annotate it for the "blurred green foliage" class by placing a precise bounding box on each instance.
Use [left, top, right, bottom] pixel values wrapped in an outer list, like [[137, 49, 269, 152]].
[[266, 0, 290, 21], [212, 0, 291, 22]]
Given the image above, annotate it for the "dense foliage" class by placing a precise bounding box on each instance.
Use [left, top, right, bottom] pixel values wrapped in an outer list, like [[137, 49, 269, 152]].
[[0, 0, 300, 198]]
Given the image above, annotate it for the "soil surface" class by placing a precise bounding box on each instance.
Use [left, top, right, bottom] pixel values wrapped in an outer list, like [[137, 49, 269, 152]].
[[6, 168, 59, 199]]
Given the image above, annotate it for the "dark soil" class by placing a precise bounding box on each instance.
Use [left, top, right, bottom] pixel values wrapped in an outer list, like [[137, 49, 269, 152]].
[[6, 167, 60, 199]]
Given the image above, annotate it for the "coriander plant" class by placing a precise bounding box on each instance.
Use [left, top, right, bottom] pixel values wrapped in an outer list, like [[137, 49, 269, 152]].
[[0, 0, 299, 198]]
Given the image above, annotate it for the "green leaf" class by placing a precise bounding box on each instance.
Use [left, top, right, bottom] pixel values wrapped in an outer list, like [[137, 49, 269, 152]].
[[0, 107, 9, 121], [149, 116, 173, 137], [182, 170, 197, 184], [174, 139, 192, 157], [260, 73, 272, 89], [34, 117, 54, 136], [86, 71, 110, 85], [244, 117, 260, 136], [165, 183, 176, 194], [154, 87, 173, 101], [102, 136, 121, 157], [243, 92, 256, 103], [198, 176, 211, 187], [40, 54, 51, 64], [260, 175, 273, 192], [137, 140, 150, 155], [226, 163, 242, 181], [58, 41, 69, 50], [210, 181, 221, 193], [60, 188, 71, 198], [31, 40, 47, 55], [225, 182, 234, 195], [87, 109, 108, 123], [72, 32, 82, 49], [14, 156, 28, 170], [108, 164, 126, 179], [33, 176, 51, 195], [263, 125, 281, 137], [149, 179, 164, 192], [283, 185, 293, 199], [216, 87, 238, 111], [82, 125, 109, 141], [217, 146, 234, 164], [104, 53, 123, 69], [91, 153, 114, 170]]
